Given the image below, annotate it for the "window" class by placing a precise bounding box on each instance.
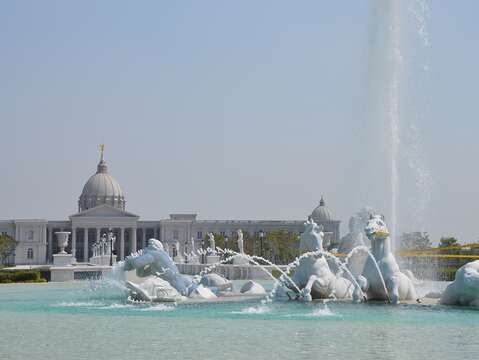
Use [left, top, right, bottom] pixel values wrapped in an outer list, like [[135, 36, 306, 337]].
[[220, 231, 226, 237], [27, 230, 34, 241], [1, 231, 7, 236], [197, 231, 202, 240], [172, 230, 179, 240], [27, 248, 34, 260]]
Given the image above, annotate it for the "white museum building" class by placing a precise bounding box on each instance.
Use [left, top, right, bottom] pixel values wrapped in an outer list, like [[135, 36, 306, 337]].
[[0, 151, 340, 265]]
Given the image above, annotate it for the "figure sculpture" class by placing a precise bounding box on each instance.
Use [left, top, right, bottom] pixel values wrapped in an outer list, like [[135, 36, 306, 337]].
[[292, 218, 356, 301], [123, 238, 231, 301], [356, 214, 417, 304], [440, 260, 479, 307], [237, 229, 244, 254], [208, 232, 216, 254], [190, 237, 196, 255]]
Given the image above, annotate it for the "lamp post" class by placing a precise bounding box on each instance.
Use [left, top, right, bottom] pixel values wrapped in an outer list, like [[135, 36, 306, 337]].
[[106, 228, 116, 267], [259, 230, 264, 258]]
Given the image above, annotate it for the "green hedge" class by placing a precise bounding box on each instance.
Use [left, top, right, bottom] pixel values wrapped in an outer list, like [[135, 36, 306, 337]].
[[0, 270, 47, 284]]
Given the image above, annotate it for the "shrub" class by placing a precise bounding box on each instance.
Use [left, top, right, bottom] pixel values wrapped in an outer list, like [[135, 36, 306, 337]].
[[0, 270, 46, 283]]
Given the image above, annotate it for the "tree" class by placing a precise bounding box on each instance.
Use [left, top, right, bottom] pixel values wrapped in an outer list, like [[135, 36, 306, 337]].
[[439, 237, 460, 248], [400, 232, 432, 250], [266, 230, 300, 264], [0, 234, 17, 265]]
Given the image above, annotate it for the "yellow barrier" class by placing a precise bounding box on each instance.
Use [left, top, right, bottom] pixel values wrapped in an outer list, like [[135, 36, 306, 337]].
[[398, 253, 479, 259], [398, 244, 479, 253]]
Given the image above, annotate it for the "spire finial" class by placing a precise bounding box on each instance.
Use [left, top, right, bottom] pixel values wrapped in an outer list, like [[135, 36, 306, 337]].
[[100, 144, 105, 161], [97, 144, 108, 173], [320, 195, 325, 206]]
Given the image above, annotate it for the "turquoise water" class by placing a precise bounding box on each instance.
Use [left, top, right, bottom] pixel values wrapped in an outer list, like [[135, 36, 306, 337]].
[[0, 281, 478, 360]]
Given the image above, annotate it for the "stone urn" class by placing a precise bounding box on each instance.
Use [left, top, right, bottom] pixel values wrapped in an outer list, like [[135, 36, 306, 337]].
[[55, 231, 71, 254]]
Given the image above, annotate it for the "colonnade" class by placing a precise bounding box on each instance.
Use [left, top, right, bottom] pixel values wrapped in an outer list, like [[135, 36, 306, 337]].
[[47, 226, 159, 263]]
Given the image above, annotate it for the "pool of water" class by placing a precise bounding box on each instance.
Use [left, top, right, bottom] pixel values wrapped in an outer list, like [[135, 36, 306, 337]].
[[0, 280, 478, 360]]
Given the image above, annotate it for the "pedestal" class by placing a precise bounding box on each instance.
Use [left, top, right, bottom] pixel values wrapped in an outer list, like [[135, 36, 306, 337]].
[[206, 255, 221, 264], [174, 256, 185, 264], [90, 255, 116, 266], [53, 253, 73, 266], [188, 256, 200, 264], [50, 267, 74, 282], [233, 256, 249, 265]]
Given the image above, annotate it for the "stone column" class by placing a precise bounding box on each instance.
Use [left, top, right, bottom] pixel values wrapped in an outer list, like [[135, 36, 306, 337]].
[[120, 227, 125, 260], [84, 228, 89, 262], [71, 227, 77, 260], [142, 228, 146, 249], [48, 227, 53, 263], [96, 227, 101, 243], [131, 228, 137, 253]]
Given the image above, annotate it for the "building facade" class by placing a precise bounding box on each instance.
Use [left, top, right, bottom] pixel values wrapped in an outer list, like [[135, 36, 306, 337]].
[[0, 151, 341, 265]]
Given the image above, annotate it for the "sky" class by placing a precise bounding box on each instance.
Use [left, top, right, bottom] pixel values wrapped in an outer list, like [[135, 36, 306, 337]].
[[0, 1, 478, 244]]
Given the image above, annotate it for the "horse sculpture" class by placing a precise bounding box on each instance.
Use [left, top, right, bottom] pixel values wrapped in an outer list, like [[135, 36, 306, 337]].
[[292, 218, 356, 301], [122, 239, 231, 301], [358, 214, 417, 304]]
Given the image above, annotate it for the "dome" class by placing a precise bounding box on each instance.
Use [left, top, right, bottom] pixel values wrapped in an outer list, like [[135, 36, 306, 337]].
[[78, 148, 125, 212], [311, 196, 333, 223]]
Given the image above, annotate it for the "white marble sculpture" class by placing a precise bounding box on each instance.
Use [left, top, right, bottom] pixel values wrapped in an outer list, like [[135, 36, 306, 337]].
[[57, 232, 70, 254], [357, 214, 417, 304], [338, 209, 372, 253], [237, 229, 244, 254], [440, 260, 479, 307], [292, 218, 356, 301], [240, 280, 266, 295], [122, 238, 231, 300], [208, 232, 216, 254]]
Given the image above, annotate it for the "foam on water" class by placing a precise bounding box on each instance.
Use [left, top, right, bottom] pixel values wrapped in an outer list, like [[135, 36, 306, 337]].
[[53, 301, 107, 308], [136, 304, 176, 312], [309, 304, 337, 317], [232, 305, 271, 315]]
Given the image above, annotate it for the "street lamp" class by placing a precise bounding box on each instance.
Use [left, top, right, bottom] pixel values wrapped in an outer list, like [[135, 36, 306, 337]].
[[259, 230, 265, 258], [103, 228, 116, 267]]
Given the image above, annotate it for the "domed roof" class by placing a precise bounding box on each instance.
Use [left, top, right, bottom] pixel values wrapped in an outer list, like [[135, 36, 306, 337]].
[[78, 147, 125, 212], [311, 196, 334, 223]]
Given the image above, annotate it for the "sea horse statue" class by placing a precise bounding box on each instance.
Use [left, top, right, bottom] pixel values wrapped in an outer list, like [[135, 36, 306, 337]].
[[292, 218, 356, 301], [122, 239, 231, 301], [358, 214, 418, 304]]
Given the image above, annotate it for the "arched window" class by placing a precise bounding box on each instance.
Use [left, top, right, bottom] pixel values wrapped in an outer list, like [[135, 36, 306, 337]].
[[27, 248, 34, 260]]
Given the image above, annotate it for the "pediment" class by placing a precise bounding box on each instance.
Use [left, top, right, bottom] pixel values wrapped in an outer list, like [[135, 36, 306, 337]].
[[70, 204, 139, 219]]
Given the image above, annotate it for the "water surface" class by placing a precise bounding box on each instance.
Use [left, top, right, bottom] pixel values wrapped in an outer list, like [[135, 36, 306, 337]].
[[0, 281, 477, 360]]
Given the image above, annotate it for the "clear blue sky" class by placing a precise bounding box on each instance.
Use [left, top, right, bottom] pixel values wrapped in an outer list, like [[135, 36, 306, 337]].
[[0, 1, 477, 243]]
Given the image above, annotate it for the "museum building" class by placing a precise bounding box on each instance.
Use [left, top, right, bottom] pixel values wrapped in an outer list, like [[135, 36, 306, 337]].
[[0, 151, 340, 265]]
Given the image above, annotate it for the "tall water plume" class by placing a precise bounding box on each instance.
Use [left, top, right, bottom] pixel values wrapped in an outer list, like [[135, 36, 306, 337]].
[[366, 0, 431, 252]]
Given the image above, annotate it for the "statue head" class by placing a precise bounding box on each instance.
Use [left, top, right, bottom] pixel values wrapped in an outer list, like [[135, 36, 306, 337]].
[[237, 229, 243, 238], [148, 238, 164, 251], [300, 217, 324, 252], [365, 214, 389, 241]]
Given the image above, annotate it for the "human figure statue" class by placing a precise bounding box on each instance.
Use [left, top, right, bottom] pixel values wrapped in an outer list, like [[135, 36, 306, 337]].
[[176, 241, 181, 255], [237, 229, 244, 254], [190, 237, 196, 255], [102, 238, 107, 256], [208, 232, 216, 254]]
